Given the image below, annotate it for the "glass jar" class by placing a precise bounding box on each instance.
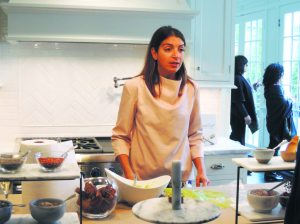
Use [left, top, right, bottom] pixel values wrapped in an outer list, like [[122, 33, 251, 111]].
[[77, 177, 118, 219]]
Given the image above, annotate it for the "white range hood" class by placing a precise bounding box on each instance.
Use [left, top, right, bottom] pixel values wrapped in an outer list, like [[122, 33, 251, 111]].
[[0, 0, 198, 44]]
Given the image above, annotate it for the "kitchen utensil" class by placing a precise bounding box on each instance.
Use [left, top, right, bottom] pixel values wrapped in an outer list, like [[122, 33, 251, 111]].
[[105, 168, 170, 205], [21, 150, 30, 158], [11, 203, 26, 207], [35, 151, 65, 172], [64, 194, 76, 203], [60, 148, 73, 159], [267, 179, 289, 193], [30, 198, 66, 223], [0, 185, 8, 199], [77, 177, 117, 219], [0, 200, 12, 223], [0, 153, 27, 173], [253, 148, 274, 164], [203, 134, 215, 145], [247, 189, 279, 213], [132, 197, 221, 224], [271, 139, 288, 151], [133, 174, 137, 187]]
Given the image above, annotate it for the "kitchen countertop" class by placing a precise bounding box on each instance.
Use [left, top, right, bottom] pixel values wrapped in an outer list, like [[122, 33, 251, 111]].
[[2, 182, 285, 224], [203, 137, 252, 155], [76, 137, 252, 163]]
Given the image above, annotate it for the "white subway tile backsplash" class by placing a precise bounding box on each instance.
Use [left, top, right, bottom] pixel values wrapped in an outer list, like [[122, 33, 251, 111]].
[[0, 42, 230, 147]]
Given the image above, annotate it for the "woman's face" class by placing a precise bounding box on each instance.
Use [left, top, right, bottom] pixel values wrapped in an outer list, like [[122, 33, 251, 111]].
[[151, 36, 185, 79]]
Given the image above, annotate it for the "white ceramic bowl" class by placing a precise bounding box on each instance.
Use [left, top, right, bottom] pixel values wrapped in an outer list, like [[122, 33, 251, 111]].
[[247, 189, 279, 213], [253, 148, 274, 164], [105, 168, 170, 205]]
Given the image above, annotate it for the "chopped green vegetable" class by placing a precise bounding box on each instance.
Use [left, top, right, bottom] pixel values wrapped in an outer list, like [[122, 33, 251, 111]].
[[164, 188, 232, 208]]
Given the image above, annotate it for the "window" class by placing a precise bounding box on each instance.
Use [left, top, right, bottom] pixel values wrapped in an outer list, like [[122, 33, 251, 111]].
[[281, 9, 300, 133]]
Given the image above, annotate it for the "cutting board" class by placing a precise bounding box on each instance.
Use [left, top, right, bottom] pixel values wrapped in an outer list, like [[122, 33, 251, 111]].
[[132, 197, 221, 224], [239, 203, 285, 222]]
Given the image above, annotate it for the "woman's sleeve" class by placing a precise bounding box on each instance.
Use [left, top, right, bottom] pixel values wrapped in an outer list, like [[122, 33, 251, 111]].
[[232, 77, 248, 117], [112, 81, 137, 157], [188, 85, 204, 158]]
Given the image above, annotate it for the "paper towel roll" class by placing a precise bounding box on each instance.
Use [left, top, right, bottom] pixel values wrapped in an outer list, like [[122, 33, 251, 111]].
[[19, 139, 58, 163], [20, 140, 79, 213]]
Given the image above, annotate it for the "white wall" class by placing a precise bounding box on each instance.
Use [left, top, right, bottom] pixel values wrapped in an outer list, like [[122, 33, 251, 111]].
[[0, 41, 228, 151]]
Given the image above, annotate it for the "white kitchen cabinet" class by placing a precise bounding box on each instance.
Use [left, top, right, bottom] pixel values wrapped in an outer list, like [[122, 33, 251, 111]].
[[191, 0, 235, 82], [200, 137, 252, 186], [205, 154, 248, 185]]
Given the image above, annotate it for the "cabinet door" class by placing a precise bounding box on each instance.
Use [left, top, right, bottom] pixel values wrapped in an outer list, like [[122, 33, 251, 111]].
[[204, 154, 247, 185], [192, 0, 235, 82]]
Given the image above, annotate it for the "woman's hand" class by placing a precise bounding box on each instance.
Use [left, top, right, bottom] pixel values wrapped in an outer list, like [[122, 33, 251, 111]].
[[117, 154, 135, 180], [244, 115, 252, 125], [195, 172, 210, 187], [192, 157, 210, 187], [124, 171, 135, 180]]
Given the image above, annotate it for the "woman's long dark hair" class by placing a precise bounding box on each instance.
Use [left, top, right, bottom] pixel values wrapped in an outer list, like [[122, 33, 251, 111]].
[[262, 63, 284, 89], [139, 26, 192, 97], [235, 55, 248, 76]]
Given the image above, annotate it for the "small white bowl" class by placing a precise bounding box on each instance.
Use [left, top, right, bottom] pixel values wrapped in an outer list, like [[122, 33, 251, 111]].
[[105, 168, 170, 205], [253, 148, 274, 164]]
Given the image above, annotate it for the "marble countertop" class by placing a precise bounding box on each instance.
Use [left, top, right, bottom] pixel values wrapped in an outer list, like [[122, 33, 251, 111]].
[[6, 213, 79, 224], [76, 137, 253, 163], [232, 157, 295, 172], [203, 137, 252, 155], [0, 163, 81, 181]]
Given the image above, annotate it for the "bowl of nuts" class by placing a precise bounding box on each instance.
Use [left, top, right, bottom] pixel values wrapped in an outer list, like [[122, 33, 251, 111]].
[[75, 177, 118, 219], [30, 198, 66, 224]]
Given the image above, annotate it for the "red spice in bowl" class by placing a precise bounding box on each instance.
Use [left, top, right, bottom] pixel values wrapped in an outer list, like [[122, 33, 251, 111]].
[[35, 152, 65, 172], [38, 157, 64, 170]]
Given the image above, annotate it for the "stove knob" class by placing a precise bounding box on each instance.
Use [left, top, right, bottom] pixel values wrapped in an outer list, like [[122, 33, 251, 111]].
[[90, 167, 101, 177]]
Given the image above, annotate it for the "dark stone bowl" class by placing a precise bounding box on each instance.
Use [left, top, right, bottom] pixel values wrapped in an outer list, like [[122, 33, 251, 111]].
[[30, 198, 66, 224], [0, 200, 12, 223]]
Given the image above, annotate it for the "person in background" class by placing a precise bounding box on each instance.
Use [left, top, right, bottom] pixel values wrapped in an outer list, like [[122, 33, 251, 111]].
[[230, 55, 258, 146], [112, 26, 209, 187], [263, 63, 297, 182]]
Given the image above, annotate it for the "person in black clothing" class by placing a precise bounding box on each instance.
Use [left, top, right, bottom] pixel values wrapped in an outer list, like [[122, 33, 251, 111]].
[[263, 63, 297, 155], [230, 55, 258, 146], [263, 63, 297, 182]]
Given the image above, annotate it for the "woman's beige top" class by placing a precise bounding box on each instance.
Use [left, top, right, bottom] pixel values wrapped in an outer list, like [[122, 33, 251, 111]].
[[112, 76, 203, 181]]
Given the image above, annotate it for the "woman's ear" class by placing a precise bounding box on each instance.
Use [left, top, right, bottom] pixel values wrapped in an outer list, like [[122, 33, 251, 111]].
[[151, 47, 158, 60]]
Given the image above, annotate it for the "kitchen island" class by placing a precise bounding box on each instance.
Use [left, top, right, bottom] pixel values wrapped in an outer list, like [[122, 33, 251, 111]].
[[2, 182, 285, 224]]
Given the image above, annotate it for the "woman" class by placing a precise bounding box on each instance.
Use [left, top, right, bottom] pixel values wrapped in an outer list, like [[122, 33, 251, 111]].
[[263, 63, 296, 182], [230, 55, 258, 145], [112, 26, 209, 187], [263, 63, 296, 155]]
